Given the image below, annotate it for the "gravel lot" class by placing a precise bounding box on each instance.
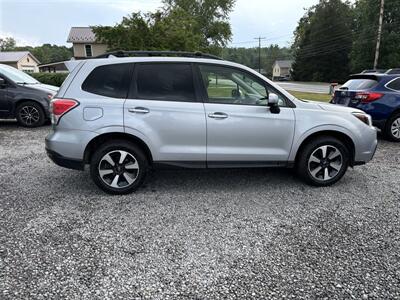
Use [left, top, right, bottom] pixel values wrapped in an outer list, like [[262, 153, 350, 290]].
[[1, 120, 399, 299]]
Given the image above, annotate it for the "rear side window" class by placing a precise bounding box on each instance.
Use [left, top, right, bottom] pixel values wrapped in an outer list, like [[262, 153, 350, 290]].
[[135, 63, 195, 102], [341, 79, 378, 90], [82, 63, 132, 98], [386, 78, 400, 91]]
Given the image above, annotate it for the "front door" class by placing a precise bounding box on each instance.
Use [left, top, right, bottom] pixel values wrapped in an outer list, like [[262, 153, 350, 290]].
[[0, 76, 10, 117], [197, 64, 295, 166], [124, 63, 206, 166]]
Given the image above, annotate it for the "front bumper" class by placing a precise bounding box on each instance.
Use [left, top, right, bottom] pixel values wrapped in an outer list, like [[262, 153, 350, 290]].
[[46, 148, 84, 171], [354, 125, 378, 164]]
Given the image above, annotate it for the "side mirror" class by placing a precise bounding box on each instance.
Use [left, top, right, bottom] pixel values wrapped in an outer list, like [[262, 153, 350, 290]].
[[0, 78, 5, 88], [231, 89, 241, 99], [267, 93, 280, 114], [268, 93, 279, 105]]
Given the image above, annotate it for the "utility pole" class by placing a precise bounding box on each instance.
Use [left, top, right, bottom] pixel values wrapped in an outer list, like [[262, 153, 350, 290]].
[[254, 36, 266, 73], [374, 0, 385, 70]]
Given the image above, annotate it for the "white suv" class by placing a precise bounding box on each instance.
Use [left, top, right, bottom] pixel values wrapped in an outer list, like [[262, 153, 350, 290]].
[[45, 51, 377, 194]]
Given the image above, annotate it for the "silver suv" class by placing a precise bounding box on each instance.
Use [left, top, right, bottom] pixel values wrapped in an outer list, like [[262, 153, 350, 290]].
[[45, 52, 377, 194]]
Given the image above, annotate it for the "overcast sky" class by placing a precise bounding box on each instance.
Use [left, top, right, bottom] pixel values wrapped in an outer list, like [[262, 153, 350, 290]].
[[0, 0, 321, 48]]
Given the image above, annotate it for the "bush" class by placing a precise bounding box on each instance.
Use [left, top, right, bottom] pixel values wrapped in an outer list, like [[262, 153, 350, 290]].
[[30, 72, 69, 87]]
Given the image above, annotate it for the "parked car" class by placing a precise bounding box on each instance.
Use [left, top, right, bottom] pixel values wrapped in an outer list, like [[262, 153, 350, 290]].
[[45, 51, 377, 194], [331, 73, 400, 141], [0, 64, 58, 127]]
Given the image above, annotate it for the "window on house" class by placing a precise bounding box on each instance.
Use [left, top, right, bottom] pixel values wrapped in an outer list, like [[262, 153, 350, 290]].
[[85, 45, 93, 57]]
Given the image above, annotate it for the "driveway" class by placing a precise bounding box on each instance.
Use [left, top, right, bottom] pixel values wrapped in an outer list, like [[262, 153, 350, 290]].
[[1, 121, 399, 299], [277, 82, 331, 94]]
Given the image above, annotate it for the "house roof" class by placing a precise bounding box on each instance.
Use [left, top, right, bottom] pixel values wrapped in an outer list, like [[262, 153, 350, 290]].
[[275, 60, 293, 69], [0, 51, 40, 64], [67, 27, 97, 43]]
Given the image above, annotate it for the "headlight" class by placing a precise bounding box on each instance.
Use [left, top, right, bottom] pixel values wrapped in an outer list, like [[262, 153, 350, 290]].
[[352, 112, 372, 126]]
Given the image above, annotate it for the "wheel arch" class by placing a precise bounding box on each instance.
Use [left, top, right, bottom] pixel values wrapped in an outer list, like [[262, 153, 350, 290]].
[[294, 130, 356, 167], [84, 132, 153, 165], [386, 107, 400, 124]]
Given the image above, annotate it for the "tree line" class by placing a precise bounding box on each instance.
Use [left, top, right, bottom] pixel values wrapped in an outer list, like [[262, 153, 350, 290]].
[[292, 0, 400, 82], [0, 37, 72, 65]]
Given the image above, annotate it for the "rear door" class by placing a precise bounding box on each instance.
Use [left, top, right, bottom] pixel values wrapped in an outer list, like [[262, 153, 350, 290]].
[[197, 63, 295, 165], [124, 62, 206, 166]]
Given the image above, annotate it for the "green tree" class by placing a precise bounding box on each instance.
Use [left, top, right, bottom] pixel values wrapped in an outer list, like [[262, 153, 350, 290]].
[[221, 45, 292, 77], [92, 0, 235, 55], [0, 37, 72, 64], [351, 0, 400, 72], [291, 0, 354, 82], [0, 37, 16, 51]]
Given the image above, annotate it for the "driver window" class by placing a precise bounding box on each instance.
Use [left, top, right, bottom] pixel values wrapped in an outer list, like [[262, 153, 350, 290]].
[[199, 64, 286, 106]]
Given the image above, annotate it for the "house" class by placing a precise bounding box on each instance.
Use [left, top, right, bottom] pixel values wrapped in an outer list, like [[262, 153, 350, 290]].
[[272, 60, 293, 80], [67, 27, 108, 58], [39, 26, 109, 72], [0, 51, 40, 72]]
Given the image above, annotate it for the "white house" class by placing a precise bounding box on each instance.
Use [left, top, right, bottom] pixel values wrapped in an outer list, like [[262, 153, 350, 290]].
[[0, 51, 40, 72], [272, 60, 293, 80]]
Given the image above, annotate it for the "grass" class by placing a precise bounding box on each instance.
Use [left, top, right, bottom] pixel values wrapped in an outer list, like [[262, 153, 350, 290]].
[[287, 91, 332, 102]]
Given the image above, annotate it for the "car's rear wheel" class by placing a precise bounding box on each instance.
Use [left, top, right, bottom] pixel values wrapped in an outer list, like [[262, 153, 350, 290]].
[[90, 140, 148, 195], [384, 113, 400, 142], [16, 101, 45, 127], [297, 136, 350, 186]]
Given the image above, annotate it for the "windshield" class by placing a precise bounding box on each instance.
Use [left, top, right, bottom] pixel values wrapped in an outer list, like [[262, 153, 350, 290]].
[[341, 79, 378, 90], [0, 64, 39, 84]]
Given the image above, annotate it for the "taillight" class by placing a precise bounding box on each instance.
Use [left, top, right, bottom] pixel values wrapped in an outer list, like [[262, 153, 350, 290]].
[[50, 98, 79, 125], [354, 92, 383, 103]]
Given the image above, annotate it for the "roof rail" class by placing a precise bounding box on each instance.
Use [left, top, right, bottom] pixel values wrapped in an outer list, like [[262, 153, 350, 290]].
[[94, 50, 222, 60]]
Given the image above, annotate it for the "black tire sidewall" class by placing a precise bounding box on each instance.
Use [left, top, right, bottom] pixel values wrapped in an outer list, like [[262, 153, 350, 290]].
[[385, 114, 400, 142], [16, 101, 45, 127], [90, 141, 148, 195], [297, 137, 350, 187]]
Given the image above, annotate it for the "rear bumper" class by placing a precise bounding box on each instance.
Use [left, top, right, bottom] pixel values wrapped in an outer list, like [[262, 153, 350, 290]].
[[46, 148, 84, 171]]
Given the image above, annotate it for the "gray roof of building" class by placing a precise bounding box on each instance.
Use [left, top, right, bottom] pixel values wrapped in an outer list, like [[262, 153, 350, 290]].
[[0, 51, 40, 63], [67, 27, 97, 43], [275, 60, 293, 68]]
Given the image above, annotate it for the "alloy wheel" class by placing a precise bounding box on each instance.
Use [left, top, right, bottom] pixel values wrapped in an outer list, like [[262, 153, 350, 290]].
[[308, 145, 343, 181], [391, 117, 400, 139], [19, 106, 40, 126], [98, 150, 139, 189]]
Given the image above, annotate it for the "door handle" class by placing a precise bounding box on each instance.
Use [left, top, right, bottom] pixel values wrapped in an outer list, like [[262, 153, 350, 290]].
[[128, 107, 150, 114], [208, 112, 228, 119]]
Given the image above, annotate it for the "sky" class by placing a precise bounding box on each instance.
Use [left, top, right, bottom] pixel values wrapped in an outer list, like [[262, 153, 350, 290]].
[[0, 0, 321, 48]]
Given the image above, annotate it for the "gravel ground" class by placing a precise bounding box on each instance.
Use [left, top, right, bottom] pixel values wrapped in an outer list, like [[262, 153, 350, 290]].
[[0, 120, 399, 300]]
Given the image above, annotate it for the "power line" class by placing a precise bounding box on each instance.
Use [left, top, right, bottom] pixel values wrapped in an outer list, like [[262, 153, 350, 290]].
[[254, 36, 266, 73]]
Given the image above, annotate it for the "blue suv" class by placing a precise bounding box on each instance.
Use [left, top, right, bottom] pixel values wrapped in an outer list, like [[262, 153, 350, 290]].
[[331, 74, 400, 141]]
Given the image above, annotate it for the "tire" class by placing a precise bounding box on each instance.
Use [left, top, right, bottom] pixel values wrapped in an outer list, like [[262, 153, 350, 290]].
[[16, 101, 45, 127], [384, 113, 400, 142], [296, 136, 350, 187], [90, 140, 148, 195]]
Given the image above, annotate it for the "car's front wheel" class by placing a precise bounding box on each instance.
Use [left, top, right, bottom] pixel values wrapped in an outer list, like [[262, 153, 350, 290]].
[[384, 113, 400, 142], [297, 137, 350, 186], [90, 140, 148, 195], [16, 101, 45, 127]]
